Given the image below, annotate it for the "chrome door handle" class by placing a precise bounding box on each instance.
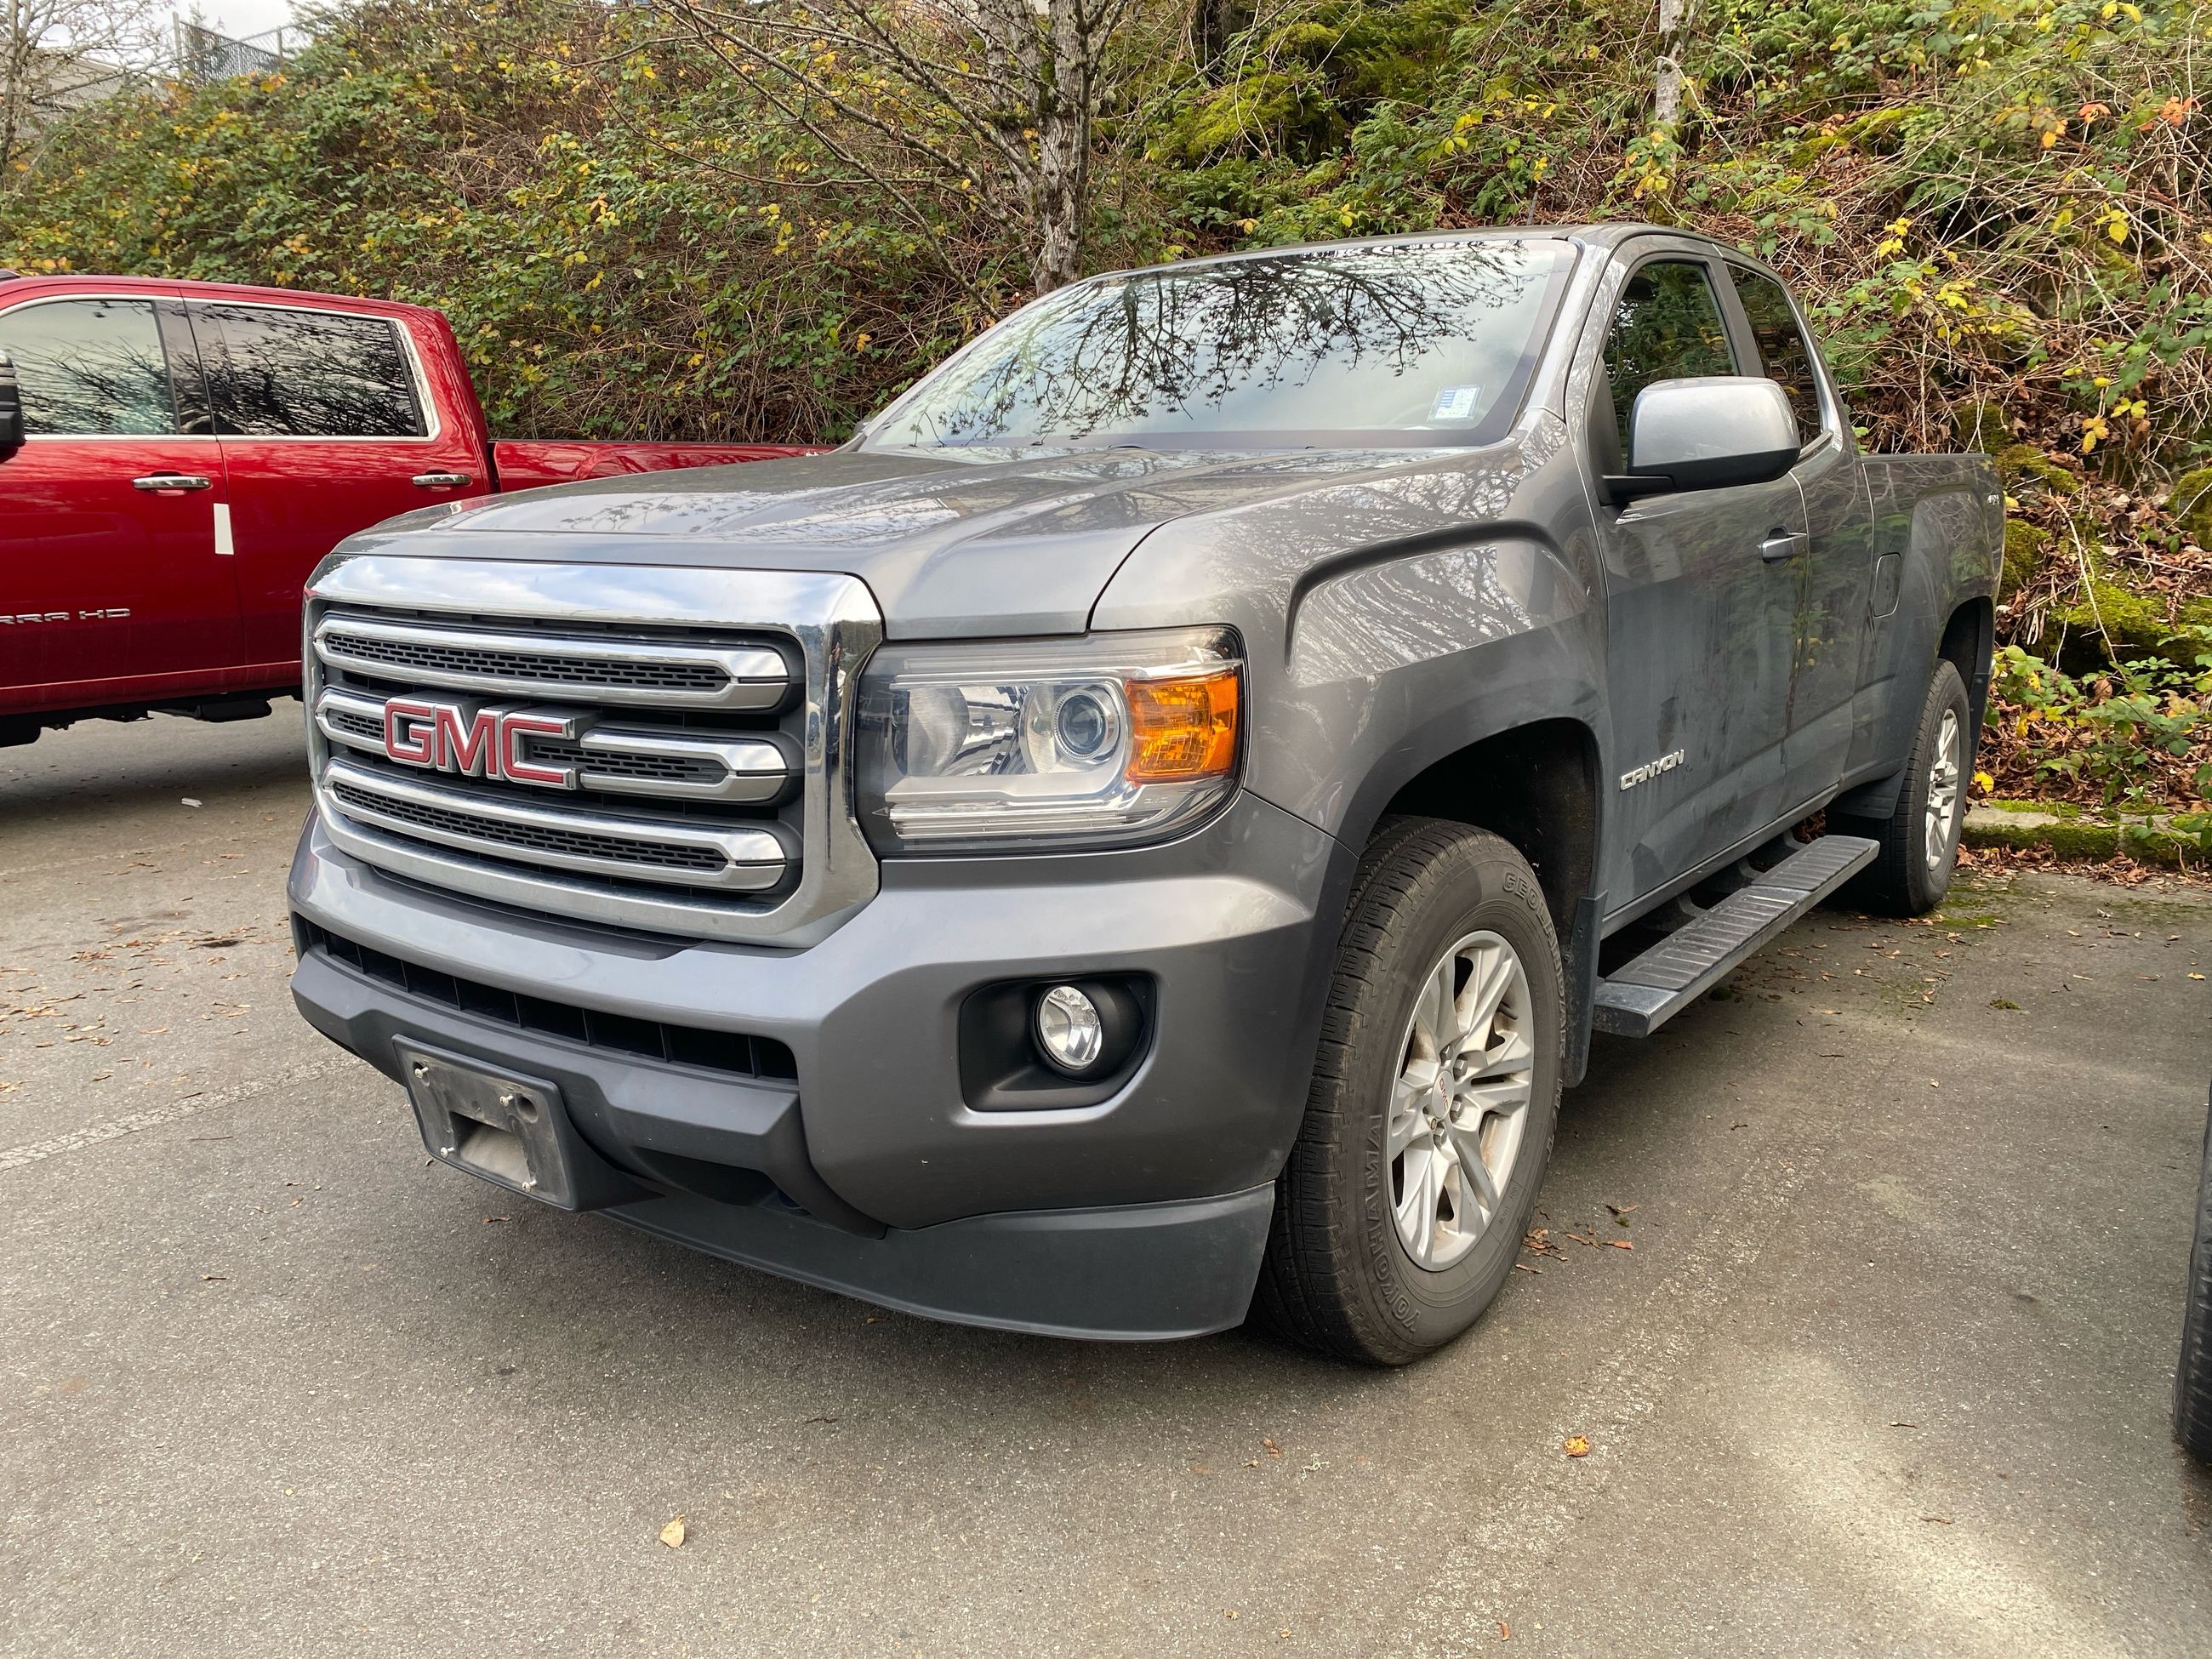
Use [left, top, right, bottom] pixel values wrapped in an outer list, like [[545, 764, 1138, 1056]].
[[133, 473, 213, 492], [412, 471, 472, 489], [1759, 531, 1810, 562]]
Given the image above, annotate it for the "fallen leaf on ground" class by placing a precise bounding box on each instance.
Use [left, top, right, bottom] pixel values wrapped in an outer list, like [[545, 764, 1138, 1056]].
[[1605, 1239, 1633, 1251], [1263, 1437, 1282, 1457], [1563, 1435, 1590, 1457], [1605, 1203, 1638, 1220], [1498, 1622, 1511, 1640], [659, 1516, 687, 1548]]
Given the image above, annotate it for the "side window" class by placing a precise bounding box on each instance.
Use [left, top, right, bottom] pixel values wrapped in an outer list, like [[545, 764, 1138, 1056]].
[[1728, 265, 1824, 444], [0, 299, 178, 436], [1600, 260, 1736, 458], [197, 305, 426, 438]]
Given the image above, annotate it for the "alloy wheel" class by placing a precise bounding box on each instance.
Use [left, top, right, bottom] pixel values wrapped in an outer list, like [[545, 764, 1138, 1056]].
[[1387, 930, 1536, 1270], [1925, 708, 1962, 869]]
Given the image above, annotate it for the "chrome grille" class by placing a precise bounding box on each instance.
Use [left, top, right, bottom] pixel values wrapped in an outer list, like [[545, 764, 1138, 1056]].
[[313, 613, 790, 709], [305, 556, 882, 944], [325, 761, 784, 887], [313, 684, 788, 802], [526, 739, 721, 787]]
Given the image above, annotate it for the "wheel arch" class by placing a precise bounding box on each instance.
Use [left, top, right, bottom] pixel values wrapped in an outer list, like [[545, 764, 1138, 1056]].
[[1352, 715, 1607, 1086], [1940, 595, 1994, 758], [1377, 718, 1602, 937]]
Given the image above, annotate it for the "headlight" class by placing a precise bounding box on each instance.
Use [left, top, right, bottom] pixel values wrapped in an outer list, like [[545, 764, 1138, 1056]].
[[855, 627, 1243, 852]]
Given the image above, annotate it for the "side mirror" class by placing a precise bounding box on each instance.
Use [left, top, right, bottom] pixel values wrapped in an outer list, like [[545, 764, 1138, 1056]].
[[0, 352, 22, 456], [1605, 376, 1799, 505]]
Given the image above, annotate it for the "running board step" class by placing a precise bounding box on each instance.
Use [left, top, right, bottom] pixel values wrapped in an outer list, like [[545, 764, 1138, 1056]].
[[1591, 835, 1879, 1038]]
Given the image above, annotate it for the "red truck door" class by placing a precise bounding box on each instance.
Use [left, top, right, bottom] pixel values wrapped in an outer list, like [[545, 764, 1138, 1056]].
[[187, 299, 487, 672], [0, 292, 241, 707]]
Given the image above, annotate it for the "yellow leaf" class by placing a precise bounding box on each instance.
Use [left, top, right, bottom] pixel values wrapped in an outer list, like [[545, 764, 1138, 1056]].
[[2107, 214, 2129, 243], [1563, 1434, 1592, 1457], [659, 1516, 687, 1548], [1973, 770, 1994, 792]]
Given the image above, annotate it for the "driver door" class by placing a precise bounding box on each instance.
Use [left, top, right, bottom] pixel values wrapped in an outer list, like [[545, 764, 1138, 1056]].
[[1583, 253, 1806, 909], [0, 293, 239, 705]]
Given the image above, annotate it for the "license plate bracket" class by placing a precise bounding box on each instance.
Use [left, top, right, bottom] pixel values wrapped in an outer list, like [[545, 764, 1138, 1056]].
[[399, 1043, 580, 1209]]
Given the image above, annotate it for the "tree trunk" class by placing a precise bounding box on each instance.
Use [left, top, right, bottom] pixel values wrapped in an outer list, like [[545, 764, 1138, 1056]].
[[1031, 0, 1092, 294], [1654, 0, 1686, 130]]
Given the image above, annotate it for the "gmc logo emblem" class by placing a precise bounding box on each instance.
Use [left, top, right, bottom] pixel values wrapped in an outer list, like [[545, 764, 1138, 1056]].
[[383, 698, 579, 790]]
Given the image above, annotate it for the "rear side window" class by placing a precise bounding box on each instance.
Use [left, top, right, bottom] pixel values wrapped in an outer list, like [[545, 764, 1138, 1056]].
[[0, 298, 178, 436], [1728, 265, 1824, 444], [197, 305, 426, 438], [1601, 260, 1736, 456]]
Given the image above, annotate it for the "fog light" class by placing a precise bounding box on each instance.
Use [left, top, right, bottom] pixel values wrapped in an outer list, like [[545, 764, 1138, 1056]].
[[1035, 984, 1104, 1073]]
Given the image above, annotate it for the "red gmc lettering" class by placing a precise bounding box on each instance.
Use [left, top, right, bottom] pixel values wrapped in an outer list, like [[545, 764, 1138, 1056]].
[[380, 698, 576, 788], [499, 713, 572, 787], [384, 698, 438, 767], [433, 705, 501, 778]]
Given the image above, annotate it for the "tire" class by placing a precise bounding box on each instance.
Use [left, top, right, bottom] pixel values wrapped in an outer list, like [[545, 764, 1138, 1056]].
[[2175, 1087, 2212, 1463], [1835, 659, 1971, 916], [1255, 817, 1564, 1366]]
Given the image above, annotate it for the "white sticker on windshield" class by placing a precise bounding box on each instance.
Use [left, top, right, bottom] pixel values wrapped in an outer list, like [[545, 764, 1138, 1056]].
[[1429, 385, 1482, 422]]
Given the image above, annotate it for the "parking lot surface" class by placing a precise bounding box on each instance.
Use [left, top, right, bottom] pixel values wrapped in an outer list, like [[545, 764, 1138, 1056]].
[[3, 712, 2209, 1656]]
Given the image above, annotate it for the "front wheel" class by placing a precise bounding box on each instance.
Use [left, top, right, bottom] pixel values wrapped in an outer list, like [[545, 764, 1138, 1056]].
[[1255, 818, 1563, 1365], [1836, 659, 1971, 916]]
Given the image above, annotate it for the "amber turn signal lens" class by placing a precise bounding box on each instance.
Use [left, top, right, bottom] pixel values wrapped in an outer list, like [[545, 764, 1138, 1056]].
[[1125, 669, 1240, 784]]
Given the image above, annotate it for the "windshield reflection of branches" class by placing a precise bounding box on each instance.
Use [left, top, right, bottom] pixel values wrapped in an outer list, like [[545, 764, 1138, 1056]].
[[892, 242, 1559, 444]]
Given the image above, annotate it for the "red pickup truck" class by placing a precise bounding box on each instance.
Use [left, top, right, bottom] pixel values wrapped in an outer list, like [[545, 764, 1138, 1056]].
[[0, 274, 808, 747]]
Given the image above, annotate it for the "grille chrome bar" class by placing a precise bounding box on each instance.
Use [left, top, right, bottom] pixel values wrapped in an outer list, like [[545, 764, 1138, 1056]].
[[314, 612, 790, 710], [322, 758, 788, 892], [313, 685, 789, 804], [305, 556, 883, 945]]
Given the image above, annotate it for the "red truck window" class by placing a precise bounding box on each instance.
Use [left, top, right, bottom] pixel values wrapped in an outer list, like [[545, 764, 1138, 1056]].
[[0, 298, 180, 435], [195, 304, 427, 439]]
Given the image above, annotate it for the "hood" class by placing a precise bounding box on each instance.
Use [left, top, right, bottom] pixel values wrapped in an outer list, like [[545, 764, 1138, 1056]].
[[352, 446, 1434, 637]]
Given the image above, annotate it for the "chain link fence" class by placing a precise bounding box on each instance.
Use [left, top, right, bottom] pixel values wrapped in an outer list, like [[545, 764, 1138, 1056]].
[[173, 20, 297, 84]]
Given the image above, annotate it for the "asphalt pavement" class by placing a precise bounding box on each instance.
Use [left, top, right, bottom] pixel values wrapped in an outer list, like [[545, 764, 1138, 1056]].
[[3, 710, 2209, 1656]]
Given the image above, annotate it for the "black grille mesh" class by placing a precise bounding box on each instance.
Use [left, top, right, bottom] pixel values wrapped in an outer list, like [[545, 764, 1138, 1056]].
[[533, 738, 724, 785], [326, 704, 382, 741], [330, 778, 730, 873], [322, 628, 733, 694]]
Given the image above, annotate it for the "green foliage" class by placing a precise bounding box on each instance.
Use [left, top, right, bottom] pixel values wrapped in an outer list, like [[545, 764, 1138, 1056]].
[[1154, 0, 2212, 483], [0, 0, 1018, 441], [1987, 638, 2212, 812]]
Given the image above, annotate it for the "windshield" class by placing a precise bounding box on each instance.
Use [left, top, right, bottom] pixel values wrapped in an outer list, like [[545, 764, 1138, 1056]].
[[864, 238, 1576, 452]]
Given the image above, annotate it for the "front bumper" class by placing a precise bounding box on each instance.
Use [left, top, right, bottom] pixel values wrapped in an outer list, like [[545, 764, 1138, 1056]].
[[288, 790, 1340, 1339]]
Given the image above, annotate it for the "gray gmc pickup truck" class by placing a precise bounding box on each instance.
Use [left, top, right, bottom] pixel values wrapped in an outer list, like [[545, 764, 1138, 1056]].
[[287, 225, 2001, 1364]]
